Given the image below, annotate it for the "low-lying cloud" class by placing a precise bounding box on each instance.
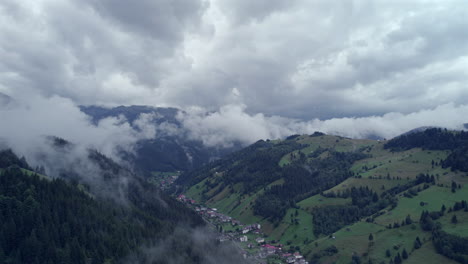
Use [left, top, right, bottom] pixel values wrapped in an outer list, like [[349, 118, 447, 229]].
[[177, 103, 468, 147], [0, 93, 155, 168]]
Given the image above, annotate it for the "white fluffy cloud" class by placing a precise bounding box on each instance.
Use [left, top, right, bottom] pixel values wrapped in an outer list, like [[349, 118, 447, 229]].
[[0, 94, 156, 167]]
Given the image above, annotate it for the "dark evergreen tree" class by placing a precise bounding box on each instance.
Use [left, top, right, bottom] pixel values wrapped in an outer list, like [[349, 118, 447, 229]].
[[452, 215, 458, 224], [402, 248, 408, 259]]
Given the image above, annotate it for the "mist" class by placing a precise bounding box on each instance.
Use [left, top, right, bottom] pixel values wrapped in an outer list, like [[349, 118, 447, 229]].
[[176, 103, 468, 147]]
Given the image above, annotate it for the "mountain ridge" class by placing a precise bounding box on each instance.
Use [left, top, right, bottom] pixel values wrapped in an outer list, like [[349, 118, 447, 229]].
[[177, 129, 468, 263]]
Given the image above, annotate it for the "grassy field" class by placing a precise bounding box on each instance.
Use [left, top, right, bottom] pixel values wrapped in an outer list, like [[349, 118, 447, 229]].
[[267, 208, 315, 247], [297, 194, 351, 212], [183, 133, 468, 263], [279, 135, 377, 167], [303, 221, 384, 263], [351, 148, 449, 180], [405, 241, 459, 264], [185, 178, 209, 202], [374, 185, 468, 226], [438, 210, 468, 237], [303, 221, 453, 264], [325, 177, 409, 195]]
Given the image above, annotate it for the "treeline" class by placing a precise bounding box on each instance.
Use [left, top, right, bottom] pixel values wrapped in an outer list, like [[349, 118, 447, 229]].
[[433, 230, 468, 264], [419, 201, 468, 263], [384, 128, 468, 172], [311, 173, 434, 236], [384, 128, 468, 151], [177, 140, 301, 189], [313, 186, 392, 236], [0, 149, 31, 170], [253, 151, 369, 221], [0, 149, 241, 264]]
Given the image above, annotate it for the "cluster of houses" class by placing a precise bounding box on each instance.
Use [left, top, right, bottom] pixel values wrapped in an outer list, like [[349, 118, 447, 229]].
[[177, 194, 196, 205], [283, 252, 308, 264], [177, 194, 309, 264], [193, 206, 237, 223], [158, 174, 179, 189], [257, 245, 308, 264]]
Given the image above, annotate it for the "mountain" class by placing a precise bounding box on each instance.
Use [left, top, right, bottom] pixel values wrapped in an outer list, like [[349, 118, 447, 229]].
[[178, 128, 468, 264], [80, 105, 240, 176], [0, 145, 248, 264]]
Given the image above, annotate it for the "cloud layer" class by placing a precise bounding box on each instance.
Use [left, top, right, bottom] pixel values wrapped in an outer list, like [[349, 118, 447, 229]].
[[1, 0, 467, 120], [0, 0, 467, 158], [177, 103, 468, 147]]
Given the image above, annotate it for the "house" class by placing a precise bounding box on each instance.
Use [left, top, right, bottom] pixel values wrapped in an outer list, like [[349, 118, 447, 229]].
[[207, 211, 216, 218], [262, 244, 278, 255], [256, 237, 265, 243], [239, 235, 248, 242], [242, 228, 250, 234], [294, 252, 303, 259], [286, 256, 296, 263]]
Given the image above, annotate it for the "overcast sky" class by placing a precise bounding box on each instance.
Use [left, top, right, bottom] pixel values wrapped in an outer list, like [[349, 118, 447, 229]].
[[1, 0, 468, 153], [1, 0, 467, 119]]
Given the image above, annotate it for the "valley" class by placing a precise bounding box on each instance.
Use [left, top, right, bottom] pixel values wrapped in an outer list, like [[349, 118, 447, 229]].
[[176, 129, 468, 264]]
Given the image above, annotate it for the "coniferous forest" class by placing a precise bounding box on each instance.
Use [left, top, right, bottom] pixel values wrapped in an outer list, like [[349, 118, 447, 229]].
[[0, 149, 244, 264]]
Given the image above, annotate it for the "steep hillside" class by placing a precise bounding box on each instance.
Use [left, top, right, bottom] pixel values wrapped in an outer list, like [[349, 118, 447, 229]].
[[179, 129, 468, 263], [0, 148, 247, 264]]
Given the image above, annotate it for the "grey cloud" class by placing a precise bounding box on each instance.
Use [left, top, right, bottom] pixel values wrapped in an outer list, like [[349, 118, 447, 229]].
[[81, 0, 206, 40], [216, 0, 295, 24], [0, 0, 467, 128]]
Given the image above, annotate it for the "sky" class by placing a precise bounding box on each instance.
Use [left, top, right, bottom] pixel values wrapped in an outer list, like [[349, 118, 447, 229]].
[[1, 0, 468, 153]]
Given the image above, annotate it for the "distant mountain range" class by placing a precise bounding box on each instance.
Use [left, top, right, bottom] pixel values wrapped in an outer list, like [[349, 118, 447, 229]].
[[80, 105, 241, 176]]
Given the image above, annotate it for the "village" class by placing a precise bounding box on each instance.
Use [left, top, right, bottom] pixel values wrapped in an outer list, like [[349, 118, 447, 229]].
[[177, 194, 309, 264]]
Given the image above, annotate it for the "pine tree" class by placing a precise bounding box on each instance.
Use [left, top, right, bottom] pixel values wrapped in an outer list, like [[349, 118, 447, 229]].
[[368, 233, 374, 241], [402, 248, 408, 259], [405, 215, 412, 225], [394, 252, 402, 264], [451, 215, 458, 224], [414, 237, 422, 249]]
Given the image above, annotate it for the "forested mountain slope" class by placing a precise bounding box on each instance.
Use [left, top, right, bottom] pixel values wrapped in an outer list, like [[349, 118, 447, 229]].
[[179, 129, 468, 264], [0, 148, 246, 264]]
